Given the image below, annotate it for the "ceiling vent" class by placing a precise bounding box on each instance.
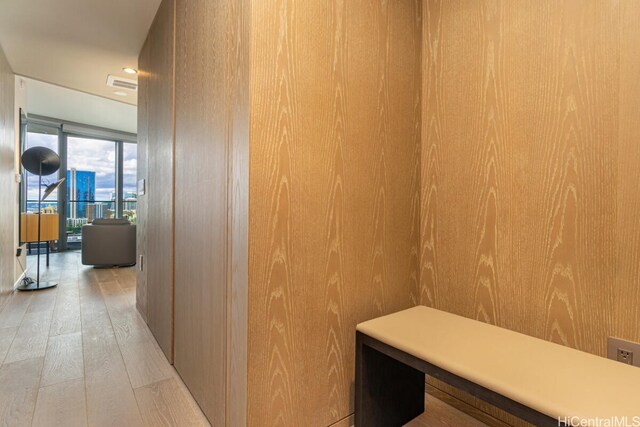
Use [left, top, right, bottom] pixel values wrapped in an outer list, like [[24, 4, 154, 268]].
[[106, 75, 138, 92]]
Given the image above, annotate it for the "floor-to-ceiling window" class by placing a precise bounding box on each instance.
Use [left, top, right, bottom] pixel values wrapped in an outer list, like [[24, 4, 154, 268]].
[[65, 136, 117, 248], [23, 126, 59, 214], [20, 116, 136, 252], [122, 142, 137, 223]]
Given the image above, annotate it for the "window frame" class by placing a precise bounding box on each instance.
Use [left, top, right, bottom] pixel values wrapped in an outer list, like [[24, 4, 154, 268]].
[[20, 114, 137, 251]]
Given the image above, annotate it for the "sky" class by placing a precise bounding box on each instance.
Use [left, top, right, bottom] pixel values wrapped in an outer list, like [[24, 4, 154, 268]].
[[25, 132, 136, 202]]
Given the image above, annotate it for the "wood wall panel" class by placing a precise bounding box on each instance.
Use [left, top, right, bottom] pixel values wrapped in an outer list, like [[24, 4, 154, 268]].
[[139, 0, 175, 363], [140, 0, 640, 424], [421, 0, 636, 423], [247, 1, 422, 425], [174, 0, 227, 421], [226, 0, 250, 424], [140, 0, 249, 423], [0, 44, 15, 309], [136, 28, 149, 322], [173, 0, 250, 424], [616, 0, 640, 345]]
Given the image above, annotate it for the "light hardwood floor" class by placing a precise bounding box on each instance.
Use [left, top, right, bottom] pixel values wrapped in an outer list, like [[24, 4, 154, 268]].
[[0, 251, 485, 427], [0, 252, 209, 427]]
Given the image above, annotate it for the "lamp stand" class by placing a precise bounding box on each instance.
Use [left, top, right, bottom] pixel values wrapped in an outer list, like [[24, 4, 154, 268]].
[[17, 162, 57, 291]]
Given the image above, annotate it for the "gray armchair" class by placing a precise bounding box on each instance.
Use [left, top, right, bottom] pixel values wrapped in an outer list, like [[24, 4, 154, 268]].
[[81, 218, 136, 267]]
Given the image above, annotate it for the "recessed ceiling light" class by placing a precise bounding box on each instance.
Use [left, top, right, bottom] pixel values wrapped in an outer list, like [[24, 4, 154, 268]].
[[122, 67, 138, 75], [114, 91, 128, 97]]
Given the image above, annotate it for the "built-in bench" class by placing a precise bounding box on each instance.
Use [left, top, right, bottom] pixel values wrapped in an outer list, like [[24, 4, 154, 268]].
[[355, 306, 640, 427]]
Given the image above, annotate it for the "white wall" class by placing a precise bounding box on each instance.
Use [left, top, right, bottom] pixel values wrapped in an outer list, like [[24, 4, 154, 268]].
[[0, 44, 15, 306], [14, 76, 27, 283]]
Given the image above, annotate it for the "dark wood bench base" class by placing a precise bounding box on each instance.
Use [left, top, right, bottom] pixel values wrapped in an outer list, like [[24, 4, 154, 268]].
[[355, 331, 560, 427]]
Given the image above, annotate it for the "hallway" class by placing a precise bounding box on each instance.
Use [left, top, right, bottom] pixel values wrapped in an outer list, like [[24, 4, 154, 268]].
[[0, 252, 209, 426], [0, 252, 485, 427]]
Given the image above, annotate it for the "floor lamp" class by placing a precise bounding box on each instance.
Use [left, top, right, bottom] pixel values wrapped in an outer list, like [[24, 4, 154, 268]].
[[19, 146, 65, 291]]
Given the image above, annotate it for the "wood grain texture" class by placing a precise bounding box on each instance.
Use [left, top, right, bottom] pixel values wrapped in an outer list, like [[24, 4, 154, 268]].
[[80, 281, 144, 427], [140, 1, 640, 425], [138, 0, 250, 422], [0, 357, 43, 426], [120, 339, 173, 389], [32, 378, 87, 427], [134, 377, 209, 427], [136, 24, 149, 322], [50, 283, 81, 336], [420, 0, 629, 424], [0, 327, 17, 364], [99, 280, 173, 389], [4, 305, 54, 363], [247, 1, 422, 425], [174, 0, 249, 425], [138, 0, 176, 363], [615, 0, 640, 344], [0, 252, 208, 426], [0, 43, 15, 310], [40, 332, 84, 387], [0, 292, 32, 329], [20, 213, 59, 242], [26, 287, 57, 314], [226, 0, 250, 424]]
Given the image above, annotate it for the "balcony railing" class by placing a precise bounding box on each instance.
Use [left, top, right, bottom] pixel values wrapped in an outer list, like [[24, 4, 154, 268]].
[[24, 199, 137, 246]]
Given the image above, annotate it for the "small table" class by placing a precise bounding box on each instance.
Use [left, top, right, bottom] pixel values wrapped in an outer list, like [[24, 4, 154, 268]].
[[20, 213, 59, 267]]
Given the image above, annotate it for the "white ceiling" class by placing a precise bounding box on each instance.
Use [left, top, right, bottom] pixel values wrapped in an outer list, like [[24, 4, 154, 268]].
[[22, 77, 137, 134], [0, 0, 161, 106]]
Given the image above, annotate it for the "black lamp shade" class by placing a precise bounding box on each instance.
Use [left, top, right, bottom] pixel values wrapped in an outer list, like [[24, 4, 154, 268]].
[[21, 146, 61, 176], [42, 178, 66, 201]]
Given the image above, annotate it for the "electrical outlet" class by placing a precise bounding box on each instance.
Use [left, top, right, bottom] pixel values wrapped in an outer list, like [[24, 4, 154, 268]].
[[608, 337, 640, 367], [618, 348, 633, 365]]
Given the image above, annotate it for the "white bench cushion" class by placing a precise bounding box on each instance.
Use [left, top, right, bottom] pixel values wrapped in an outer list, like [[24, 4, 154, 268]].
[[357, 306, 640, 423]]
